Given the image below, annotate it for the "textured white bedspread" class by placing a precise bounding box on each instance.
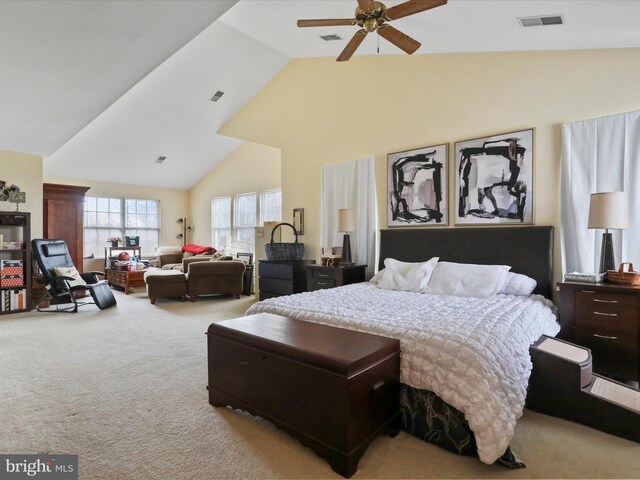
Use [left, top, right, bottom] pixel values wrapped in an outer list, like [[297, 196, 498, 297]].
[[246, 283, 559, 464]]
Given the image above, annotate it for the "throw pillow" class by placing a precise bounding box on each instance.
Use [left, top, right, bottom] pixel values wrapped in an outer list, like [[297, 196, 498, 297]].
[[498, 272, 537, 296], [429, 262, 511, 298], [52, 266, 87, 288], [376, 257, 439, 293], [183, 244, 216, 255]]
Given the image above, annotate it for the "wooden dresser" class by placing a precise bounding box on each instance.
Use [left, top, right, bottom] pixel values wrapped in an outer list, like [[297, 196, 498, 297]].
[[43, 183, 90, 272], [258, 259, 314, 300], [305, 264, 367, 291], [207, 313, 400, 477], [558, 281, 639, 381]]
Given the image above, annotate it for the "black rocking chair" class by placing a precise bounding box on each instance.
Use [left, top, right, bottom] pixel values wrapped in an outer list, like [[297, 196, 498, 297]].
[[32, 239, 117, 312]]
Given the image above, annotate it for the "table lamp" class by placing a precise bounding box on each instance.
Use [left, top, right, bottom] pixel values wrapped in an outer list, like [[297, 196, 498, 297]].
[[338, 208, 355, 267], [588, 191, 628, 273]]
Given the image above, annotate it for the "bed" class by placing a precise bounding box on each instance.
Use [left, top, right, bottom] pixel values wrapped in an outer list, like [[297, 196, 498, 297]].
[[247, 226, 559, 467]]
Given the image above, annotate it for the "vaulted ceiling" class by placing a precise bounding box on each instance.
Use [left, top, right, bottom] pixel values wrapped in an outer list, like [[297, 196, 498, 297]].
[[1, 1, 639, 189]]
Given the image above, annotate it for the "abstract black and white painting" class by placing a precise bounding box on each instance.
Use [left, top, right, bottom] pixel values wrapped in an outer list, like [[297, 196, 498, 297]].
[[455, 129, 534, 225], [388, 144, 448, 227]]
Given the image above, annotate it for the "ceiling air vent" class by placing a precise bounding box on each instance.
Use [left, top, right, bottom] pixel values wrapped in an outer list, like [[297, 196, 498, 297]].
[[155, 156, 167, 164], [209, 90, 225, 103], [518, 15, 564, 27], [320, 34, 342, 41]]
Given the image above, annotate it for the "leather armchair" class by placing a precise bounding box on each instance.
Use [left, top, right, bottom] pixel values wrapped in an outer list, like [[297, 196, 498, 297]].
[[186, 259, 245, 300]]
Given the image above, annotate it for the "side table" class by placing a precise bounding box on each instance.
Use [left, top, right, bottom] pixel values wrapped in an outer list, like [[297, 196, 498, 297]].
[[305, 264, 367, 292]]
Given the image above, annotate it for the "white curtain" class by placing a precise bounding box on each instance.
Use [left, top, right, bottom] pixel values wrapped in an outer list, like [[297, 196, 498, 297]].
[[561, 110, 640, 274], [321, 157, 377, 276]]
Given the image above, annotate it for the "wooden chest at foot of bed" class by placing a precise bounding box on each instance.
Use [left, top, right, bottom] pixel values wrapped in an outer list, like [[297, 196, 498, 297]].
[[207, 313, 401, 478]]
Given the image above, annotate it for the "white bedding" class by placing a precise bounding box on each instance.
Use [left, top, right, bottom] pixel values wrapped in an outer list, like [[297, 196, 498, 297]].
[[246, 283, 559, 464]]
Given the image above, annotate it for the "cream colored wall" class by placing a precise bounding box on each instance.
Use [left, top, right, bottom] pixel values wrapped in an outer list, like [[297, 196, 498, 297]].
[[0, 150, 44, 238], [220, 48, 640, 281], [43, 176, 189, 248], [189, 141, 281, 246]]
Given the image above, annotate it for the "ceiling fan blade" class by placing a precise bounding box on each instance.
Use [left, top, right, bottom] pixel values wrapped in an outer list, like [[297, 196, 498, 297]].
[[384, 0, 448, 21], [378, 25, 421, 54], [297, 18, 356, 27], [337, 29, 367, 62], [357, 0, 375, 12]]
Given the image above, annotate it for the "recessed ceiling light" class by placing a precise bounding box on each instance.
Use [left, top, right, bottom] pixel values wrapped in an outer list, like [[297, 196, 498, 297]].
[[210, 90, 225, 102], [155, 156, 167, 164], [518, 14, 565, 27], [320, 34, 342, 41]]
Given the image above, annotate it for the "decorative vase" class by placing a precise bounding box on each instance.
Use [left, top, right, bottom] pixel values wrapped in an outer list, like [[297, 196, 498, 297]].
[[111, 241, 118, 248]]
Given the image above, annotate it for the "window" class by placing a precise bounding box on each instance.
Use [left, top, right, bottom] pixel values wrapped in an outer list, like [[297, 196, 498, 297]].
[[234, 193, 257, 251], [84, 196, 160, 258], [125, 199, 160, 256], [212, 196, 231, 251], [261, 189, 282, 224], [212, 189, 280, 255]]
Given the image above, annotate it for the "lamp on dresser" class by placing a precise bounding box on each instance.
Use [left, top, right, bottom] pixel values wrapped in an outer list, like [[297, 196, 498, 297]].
[[338, 208, 355, 267], [588, 192, 628, 273]]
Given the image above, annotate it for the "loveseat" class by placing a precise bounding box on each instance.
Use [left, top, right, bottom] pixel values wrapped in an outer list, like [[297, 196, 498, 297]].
[[184, 256, 245, 300]]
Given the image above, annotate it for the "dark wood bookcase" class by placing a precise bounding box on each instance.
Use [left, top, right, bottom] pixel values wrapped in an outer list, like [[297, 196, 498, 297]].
[[0, 211, 31, 314]]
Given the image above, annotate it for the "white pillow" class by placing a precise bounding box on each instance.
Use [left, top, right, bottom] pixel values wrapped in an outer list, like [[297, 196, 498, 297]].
[[498, 272, 537, 296], [428, 262, 511, 298], [376, 257, 439, 293], [53, 266, 87, 288], [156, 245, 183, 256]]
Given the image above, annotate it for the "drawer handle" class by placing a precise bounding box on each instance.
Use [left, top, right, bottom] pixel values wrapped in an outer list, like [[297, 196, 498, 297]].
[[593, 333, 618, 340], [593, 311, 617, 317], [317, 282, 329, 286], [317, 274, 329, 278], [581, 290, 596, 293], [371, 380, 386, 398], [238, 361, 249, 367], [593, 299, 618, 304]]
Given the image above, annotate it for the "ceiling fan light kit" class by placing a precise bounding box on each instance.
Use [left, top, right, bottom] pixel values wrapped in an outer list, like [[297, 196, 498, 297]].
[[297, 0, 448, 61]]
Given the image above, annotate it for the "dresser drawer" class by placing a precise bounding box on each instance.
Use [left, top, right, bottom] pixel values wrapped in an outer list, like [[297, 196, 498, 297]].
[[311, 268, 339, 281], [260, 277, 294, 295], [575, 290, 638, 311], [575, 325, 638, 380], [259, 262, 294, 280], [310, 278, 336, 290], [575, 303, 639, 335]]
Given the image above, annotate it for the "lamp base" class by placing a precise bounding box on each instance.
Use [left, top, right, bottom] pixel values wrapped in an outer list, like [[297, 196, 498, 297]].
[[339, 233, 353, 267], [599, 232, 615, 273]]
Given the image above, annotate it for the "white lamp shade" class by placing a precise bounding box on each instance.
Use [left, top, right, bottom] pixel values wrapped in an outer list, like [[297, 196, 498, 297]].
[[588, 192, 628, 230], [338, 208, 355, 233]]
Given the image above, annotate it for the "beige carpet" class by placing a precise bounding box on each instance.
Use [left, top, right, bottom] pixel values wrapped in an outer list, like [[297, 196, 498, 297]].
[[1, 289, 639, 479]]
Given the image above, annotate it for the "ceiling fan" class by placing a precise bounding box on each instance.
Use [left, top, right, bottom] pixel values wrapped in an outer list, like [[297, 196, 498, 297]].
[[297, 0, 447, 62]]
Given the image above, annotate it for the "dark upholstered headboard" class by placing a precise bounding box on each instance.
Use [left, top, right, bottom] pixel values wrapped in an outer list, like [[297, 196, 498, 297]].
[[379, 226, 554, 298]]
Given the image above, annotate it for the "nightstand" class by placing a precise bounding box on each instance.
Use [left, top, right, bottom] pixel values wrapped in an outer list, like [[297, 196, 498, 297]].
[[305, 265, 367, 292], [557, 281, 639, 381]]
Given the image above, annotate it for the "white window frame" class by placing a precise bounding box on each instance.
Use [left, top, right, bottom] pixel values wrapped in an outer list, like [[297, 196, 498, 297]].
[[84, 196, 160, 258], [211, 196, 232, 252], [260, 188, 282, 225]]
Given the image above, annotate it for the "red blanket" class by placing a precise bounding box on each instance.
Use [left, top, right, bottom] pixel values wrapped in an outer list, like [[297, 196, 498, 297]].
[[182, 244, 216, 255]]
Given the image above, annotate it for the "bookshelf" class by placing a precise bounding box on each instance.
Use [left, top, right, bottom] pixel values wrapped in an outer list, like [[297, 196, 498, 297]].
[[0, 211, 31, 314]]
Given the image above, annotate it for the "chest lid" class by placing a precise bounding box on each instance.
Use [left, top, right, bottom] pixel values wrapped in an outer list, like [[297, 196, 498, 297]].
[[208, 313, 399, 376]]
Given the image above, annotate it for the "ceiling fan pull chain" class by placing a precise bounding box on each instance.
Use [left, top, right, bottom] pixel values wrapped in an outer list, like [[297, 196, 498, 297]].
[[377, 31, 380, 54]]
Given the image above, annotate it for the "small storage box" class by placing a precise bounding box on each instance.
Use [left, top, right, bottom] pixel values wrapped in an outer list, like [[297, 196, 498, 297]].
[[125, 236, 140, 247]]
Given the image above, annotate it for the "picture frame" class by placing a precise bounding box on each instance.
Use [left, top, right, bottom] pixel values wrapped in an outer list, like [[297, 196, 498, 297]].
[[387, 143, 448, 227], [454, 128, 534, 225], [293, 208, 304, 235]]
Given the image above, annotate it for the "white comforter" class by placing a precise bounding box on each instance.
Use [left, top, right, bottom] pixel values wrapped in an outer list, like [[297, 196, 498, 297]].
[[246, 283, 559, 464]]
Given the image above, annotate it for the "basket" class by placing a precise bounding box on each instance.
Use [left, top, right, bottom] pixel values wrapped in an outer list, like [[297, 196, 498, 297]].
[[606, 262, 640, 286], [264, 223, 304, 261]]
